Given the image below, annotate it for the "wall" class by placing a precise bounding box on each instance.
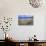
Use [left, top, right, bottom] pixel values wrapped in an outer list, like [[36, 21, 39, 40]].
[[44, 15, 46, 40], [0, 0, 46, 40]]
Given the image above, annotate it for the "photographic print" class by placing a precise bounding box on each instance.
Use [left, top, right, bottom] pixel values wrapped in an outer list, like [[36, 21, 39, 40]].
[[18, 15, 33, 25]]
